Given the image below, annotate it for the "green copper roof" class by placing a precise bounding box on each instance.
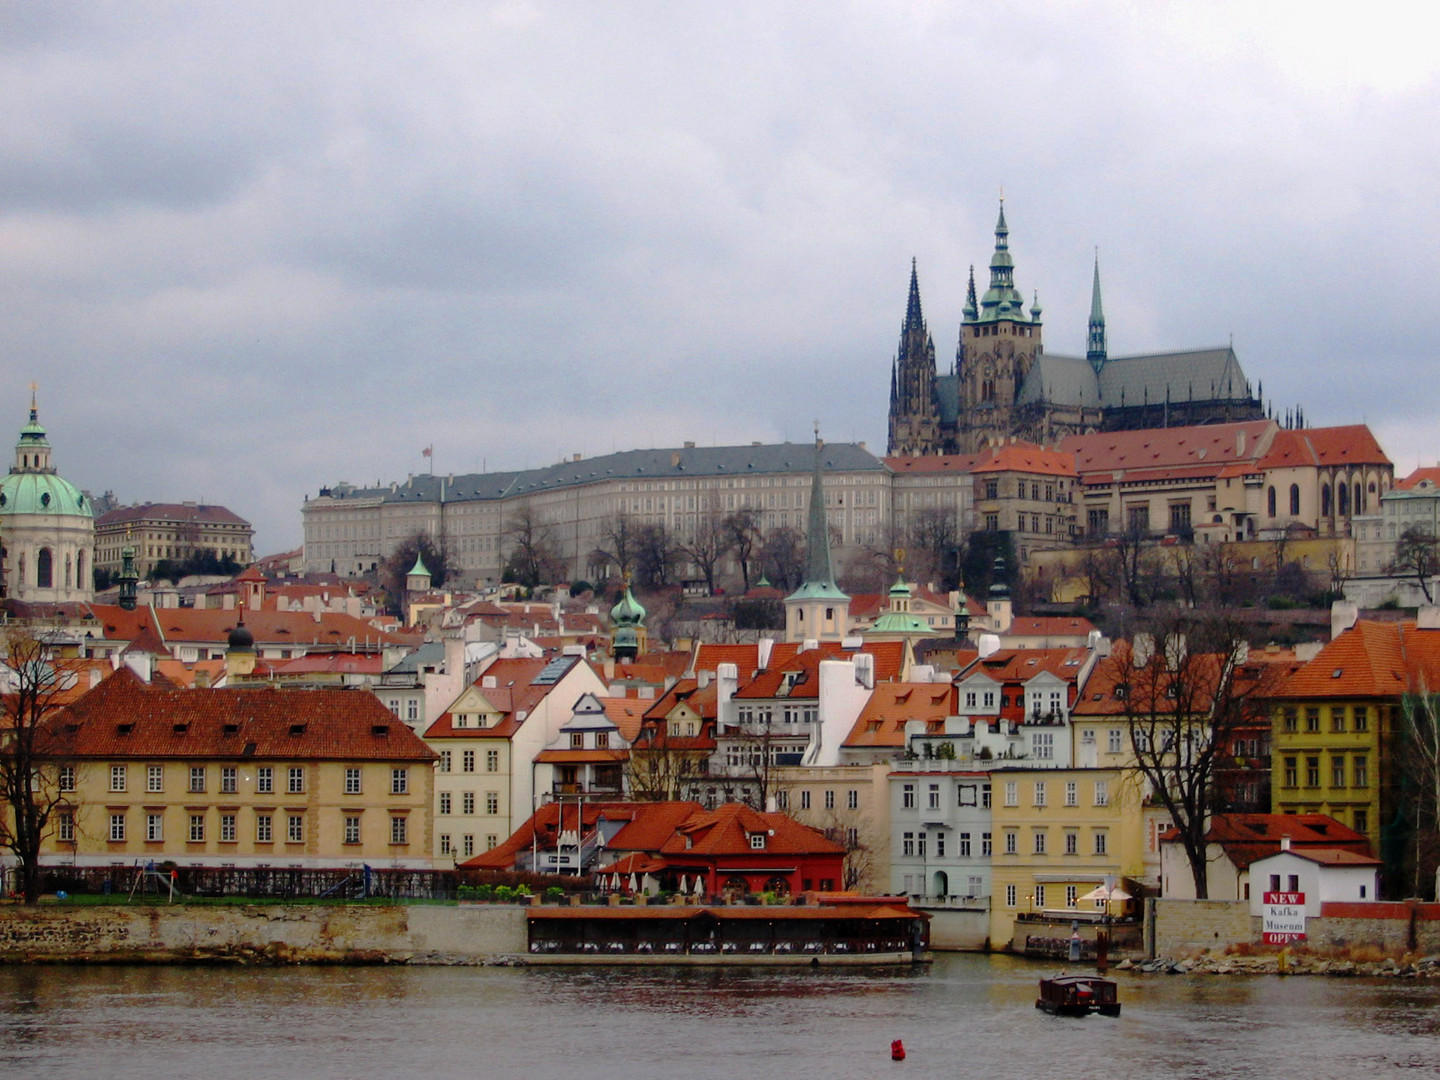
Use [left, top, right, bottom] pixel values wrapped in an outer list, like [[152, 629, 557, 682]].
[[610, 584, 646, 627], [973, 201, 1032, 325], [0, 472, 92, 518], [787, 437, 849, 605], [407, 553, 431, 578]]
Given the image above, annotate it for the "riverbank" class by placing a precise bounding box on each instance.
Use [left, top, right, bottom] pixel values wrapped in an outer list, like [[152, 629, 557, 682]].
[[1117, 952, 1440, 977]]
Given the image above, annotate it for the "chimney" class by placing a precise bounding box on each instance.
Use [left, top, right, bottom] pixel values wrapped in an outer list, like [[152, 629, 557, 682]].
[[697, 669, 711, 689], [1236, 431, 1246, 456], [1331, 600, 1359, 640], [757, 637, 774, 670], [1418, 606, 1440, 630], [1280, 835, 1291, 852], [853, 652, 875, 690]]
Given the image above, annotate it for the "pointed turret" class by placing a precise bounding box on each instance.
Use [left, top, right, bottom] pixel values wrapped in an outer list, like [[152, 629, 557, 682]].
[[903, 257, 924, 336], [610, 576, 647, 661], [1087, 254, 1107, 373], [963, 265, 978, 322], [784, 431, 849, 643]]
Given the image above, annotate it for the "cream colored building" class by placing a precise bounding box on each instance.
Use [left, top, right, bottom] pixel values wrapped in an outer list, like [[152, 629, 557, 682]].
[[774, 762, 891, 894], [303, 443, 893, 586], [38, 670, 437, 871], [94, 502, 254, 577]]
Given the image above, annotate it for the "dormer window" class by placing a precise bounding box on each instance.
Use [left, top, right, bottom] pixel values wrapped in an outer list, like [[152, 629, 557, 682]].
[[749, 833, 766, 850]]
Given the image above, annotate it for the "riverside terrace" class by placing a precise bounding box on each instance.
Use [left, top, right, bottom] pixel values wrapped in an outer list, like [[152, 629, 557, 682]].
[[522, 896, 929, 965]]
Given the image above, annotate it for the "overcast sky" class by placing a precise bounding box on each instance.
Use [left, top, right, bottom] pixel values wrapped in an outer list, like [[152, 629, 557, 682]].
[[3, 2, 1438, 554]]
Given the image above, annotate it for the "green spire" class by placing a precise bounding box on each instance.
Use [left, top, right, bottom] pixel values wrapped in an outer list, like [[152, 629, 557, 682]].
[[407, 552, 430, 578], [962, 264, 978, 322], [1087, 252, 1107, 373], [978, 199, 1026, 323], [787, 431, 848, 603]]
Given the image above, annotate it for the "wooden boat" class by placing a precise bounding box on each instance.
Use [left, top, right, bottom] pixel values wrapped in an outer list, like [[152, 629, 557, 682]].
[[1035, 974, 1121, 1017]]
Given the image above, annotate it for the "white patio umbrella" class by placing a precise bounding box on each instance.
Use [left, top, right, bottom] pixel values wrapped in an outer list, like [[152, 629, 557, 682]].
[[628, 872, 639, 893], [678, 875, 690, 895], [1077, 883, 1132, 903], [609, 872, 621, 890]]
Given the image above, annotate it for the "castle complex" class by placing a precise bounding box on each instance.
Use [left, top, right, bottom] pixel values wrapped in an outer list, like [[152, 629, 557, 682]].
[[887, 203, 1265, 455]]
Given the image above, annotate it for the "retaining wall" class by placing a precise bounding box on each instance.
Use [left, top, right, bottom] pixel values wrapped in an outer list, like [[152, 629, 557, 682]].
[[0, 903, 528, 964], [1152, 898, 1440, 958]]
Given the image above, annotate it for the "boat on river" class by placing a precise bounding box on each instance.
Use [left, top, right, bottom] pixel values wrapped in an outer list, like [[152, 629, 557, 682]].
[[1035, 974, 1121, 1017]]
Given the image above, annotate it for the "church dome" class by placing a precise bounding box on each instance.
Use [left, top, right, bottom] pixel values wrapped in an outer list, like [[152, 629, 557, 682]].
[[610, 585, 646, 627], [228, 621, 255, 650], [0, 471, 92, 518]]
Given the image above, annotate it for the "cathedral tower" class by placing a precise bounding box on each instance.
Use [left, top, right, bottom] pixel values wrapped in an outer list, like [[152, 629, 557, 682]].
[[886, 259, 942, 455], [955, 201, 1044, 451], [1087, 254, 1107, 373]]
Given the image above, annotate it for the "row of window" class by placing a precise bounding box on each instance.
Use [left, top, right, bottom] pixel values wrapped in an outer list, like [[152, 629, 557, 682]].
[[1280, 754, 1369, 789], [900, 830, 992, 858], [101, 765, 410, 796], [999, 828, 1109, 856], [437, 791, 501, 815], [437, 750, 501, 773], [1280, 705, 1371, 734], [87, 808, 410, 845], [775, 789, 861, 811], [1003, 883, 1107, 909], [438, 834, 499, 858], [1002, 779, 1108, 807]]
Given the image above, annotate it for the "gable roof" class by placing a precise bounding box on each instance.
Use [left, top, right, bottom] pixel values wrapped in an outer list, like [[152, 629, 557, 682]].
[[843, 681, 953, 748], [43, 667, 434, 762], [1257, 425, 1391, 470], [1279, 620, 1440, 700]]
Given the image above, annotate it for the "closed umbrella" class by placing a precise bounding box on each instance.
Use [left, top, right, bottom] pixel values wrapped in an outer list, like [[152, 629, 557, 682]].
[[628, 872, 639, 893], [678, 875, 690, 895]]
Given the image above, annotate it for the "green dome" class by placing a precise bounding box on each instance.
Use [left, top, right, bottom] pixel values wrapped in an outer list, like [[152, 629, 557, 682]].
[[610, 585, 646, 627], [0, 472, 92, 518]]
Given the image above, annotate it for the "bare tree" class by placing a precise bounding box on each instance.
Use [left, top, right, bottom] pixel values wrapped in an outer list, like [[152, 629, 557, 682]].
[[908, 506, 963, 589], [677, 510, 733, 596], [1391, 526, 1439, 603], [502, 507, 564, 589], [633, 522, 681, 588], [0, 630, 72, 904], [592, 512, 641, 584], [1400, 686, 1440, 899], [1114, 615, 1283, 899], [759, 526, 807, 591], [380, 530, 455, 613], [625, 725, 707, 802], [723, 508, 763, 592]]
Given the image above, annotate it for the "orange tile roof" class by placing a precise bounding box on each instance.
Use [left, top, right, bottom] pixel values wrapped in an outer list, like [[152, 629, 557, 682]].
[[655, 803, 845, 857], [1257, 425, 1391, 470], [1060, 420, 1274, 480], [843, 682, 953, 748], [1397, 466, 1440, 490], [600, 697, 648, 742], [1279, 620, 1440, 699], [1165, 813, 1373, 870], [970, 441, 1077, 478], [963, 647, 1091, 684], [424, 657, 581, 738], [1072, 645, 1227, 716], [43, 667, 435, 762], [884, 453, 984, 473]]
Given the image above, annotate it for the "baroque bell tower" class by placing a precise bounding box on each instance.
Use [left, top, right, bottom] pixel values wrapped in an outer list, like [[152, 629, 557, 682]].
[[886, 259, 943, 456]]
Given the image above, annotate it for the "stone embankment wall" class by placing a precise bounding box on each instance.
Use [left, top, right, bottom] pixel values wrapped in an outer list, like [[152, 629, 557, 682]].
[[1152, 898, 1440, 958], [0, 903, 528, 964]]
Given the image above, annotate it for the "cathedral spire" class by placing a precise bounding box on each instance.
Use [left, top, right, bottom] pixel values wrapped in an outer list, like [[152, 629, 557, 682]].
[[1087, 252, 1107, 373], [962, 264, 978, 323], [904, 257, 924, 335], [979, 199, 1025, 322]]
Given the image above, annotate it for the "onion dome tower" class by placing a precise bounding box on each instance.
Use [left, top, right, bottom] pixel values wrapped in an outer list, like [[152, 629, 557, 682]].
[[0, 391, 95, 603], [610, 576, 647, 661]]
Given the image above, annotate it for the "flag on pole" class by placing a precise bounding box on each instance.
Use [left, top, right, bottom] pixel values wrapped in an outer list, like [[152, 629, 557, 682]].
[[422, 445, 433, 458]]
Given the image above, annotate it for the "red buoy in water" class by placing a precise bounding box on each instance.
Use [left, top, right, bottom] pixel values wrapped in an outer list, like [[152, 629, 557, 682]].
[[891, 1039, 906, 1061]]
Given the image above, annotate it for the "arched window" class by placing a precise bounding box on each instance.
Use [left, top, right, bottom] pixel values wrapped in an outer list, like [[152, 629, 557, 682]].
[[1354, 483, 1362, 515], [37, 548, 53, 589], [1267, 487, 1276, 518], [1338, 483, 1350, 517], [76, 550, 86, 589], [1289, 484, 1300, 516], [1321, 485, 1332, 517]]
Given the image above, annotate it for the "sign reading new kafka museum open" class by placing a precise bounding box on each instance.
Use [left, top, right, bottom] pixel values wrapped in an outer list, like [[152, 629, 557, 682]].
[[1262, 892, 1307, 944]]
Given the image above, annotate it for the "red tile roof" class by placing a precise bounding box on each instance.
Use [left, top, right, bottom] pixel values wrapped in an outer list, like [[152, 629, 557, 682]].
[[963, 647, 1091, 685], [1255, 425, 1390, 469], [843, 682, 953, 748], [43, 667, 435, 762], [1279, 620, 1440, 700], [884, 453, 984, 474], [1165, 813, 1373, 871], [1060, 420, 1275, 481], [655, 803, 846, 858], [1397, 466, 1440, 490], [970, 441, 1076, 478], [1003, 616, 1096, 638]]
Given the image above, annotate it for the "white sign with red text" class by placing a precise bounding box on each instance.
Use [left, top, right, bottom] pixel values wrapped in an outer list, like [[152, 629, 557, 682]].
[[1262, 891, 1306, 943]]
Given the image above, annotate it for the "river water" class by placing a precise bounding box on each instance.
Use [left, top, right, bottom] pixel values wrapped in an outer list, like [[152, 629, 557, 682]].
[[2, 955, 1437, 1079]]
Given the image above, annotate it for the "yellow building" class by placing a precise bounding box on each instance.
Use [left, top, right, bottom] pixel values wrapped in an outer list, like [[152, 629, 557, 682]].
[[987, 766, 1145, 949], [1269, 619, 1426, 859], [39, 669, 437, 870]]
